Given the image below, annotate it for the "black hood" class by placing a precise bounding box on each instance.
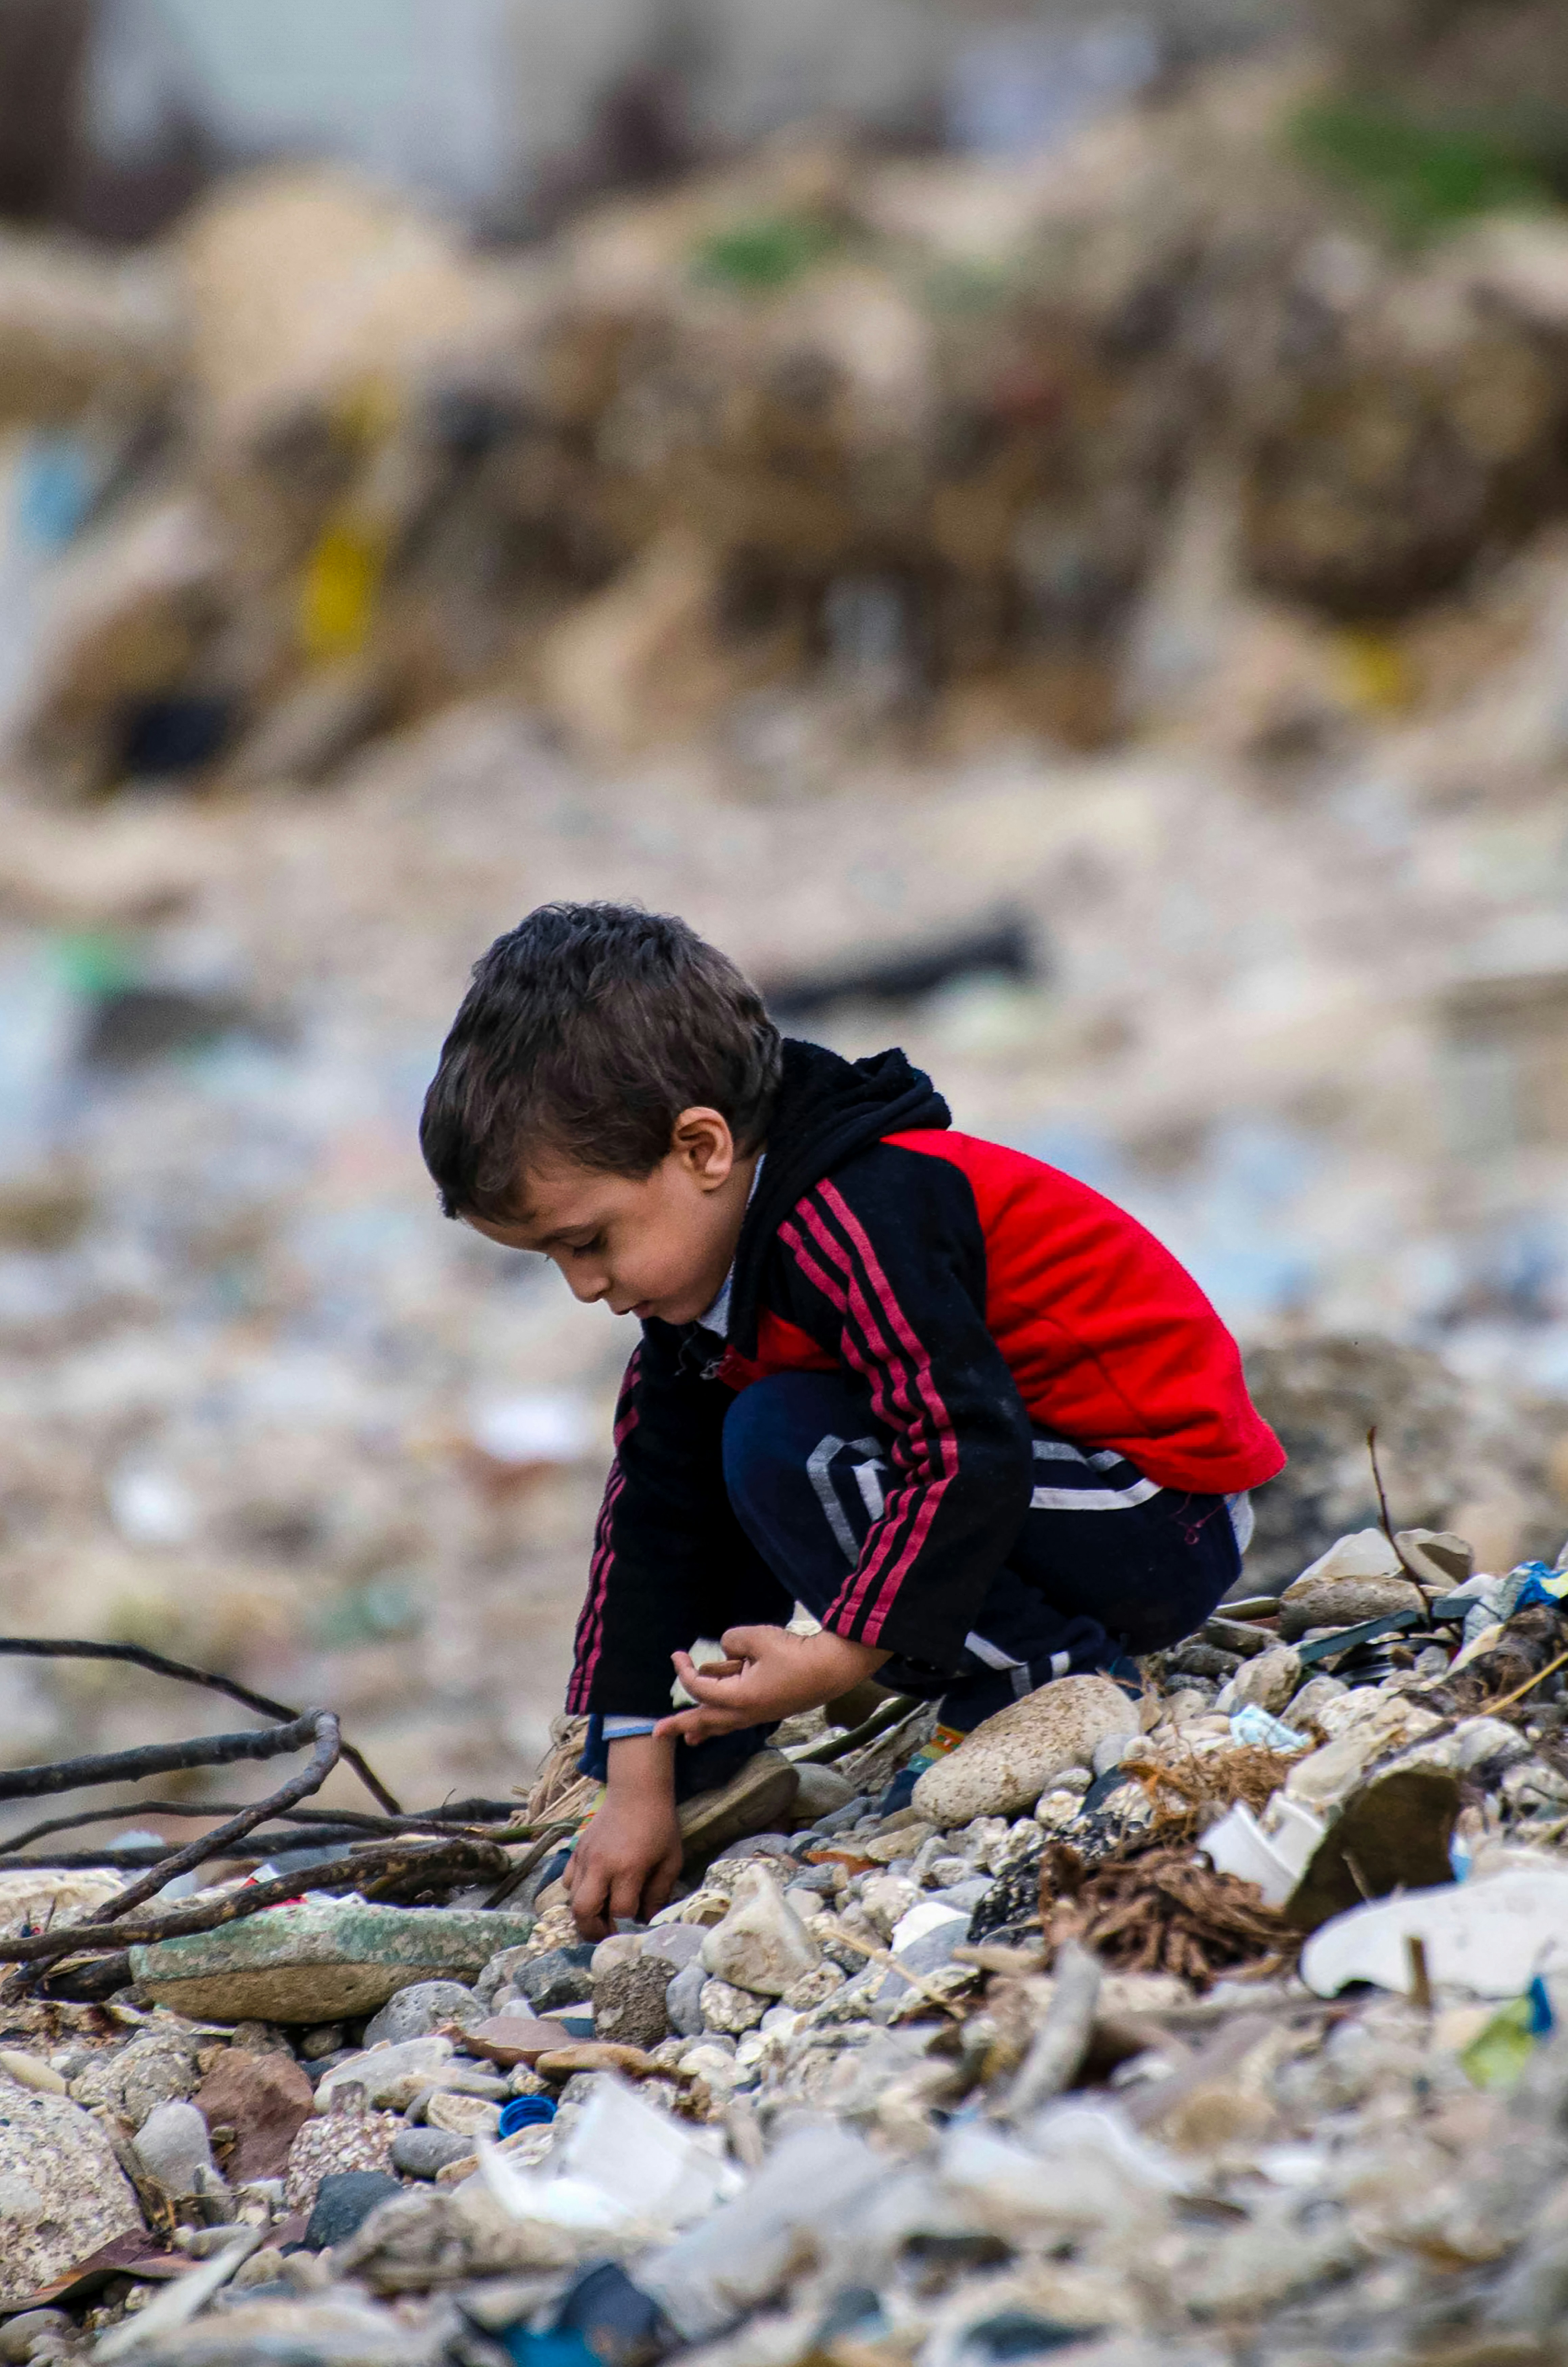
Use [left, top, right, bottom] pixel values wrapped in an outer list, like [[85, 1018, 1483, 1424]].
[[727, 1037, 949, 1355]]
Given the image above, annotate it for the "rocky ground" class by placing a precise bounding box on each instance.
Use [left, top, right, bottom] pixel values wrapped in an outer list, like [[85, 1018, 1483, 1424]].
[[0, 1540, 1564, 2366]]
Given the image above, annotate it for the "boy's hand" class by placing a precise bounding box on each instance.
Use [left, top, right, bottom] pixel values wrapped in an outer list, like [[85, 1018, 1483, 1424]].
[[656, 1625, 889, 1746], [565, 1733, 683, 1940]]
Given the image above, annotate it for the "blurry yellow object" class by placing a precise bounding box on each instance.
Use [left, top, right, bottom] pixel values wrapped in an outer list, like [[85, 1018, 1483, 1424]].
[[1335, 628, 1415, 713], [1461, 1977, 1553, 2090], [300, 518, 386, 661]]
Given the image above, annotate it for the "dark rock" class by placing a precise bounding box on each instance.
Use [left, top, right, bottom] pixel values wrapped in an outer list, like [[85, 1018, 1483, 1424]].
[[302, 2168, 402, 2251], [517, 1946, 596, 2015], [555, 2260, 676, 2367]]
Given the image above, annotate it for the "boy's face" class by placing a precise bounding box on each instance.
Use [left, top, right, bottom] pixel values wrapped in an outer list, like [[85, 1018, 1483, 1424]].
[[465, 1108, 756, 1327]]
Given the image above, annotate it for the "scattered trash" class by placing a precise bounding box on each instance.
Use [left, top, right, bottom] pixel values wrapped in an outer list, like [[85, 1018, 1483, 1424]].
[[1301, 1866, 1568, 1998]]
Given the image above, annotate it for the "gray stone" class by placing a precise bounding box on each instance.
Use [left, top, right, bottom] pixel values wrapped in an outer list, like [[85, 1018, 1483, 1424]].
[[0, 2092, 143, 2303], [1279, 1574, 1426, 1643], [475, 1945, 538, 2007], [912, 1678, 1139, 1824], [790, 1763, 858, 1824], [361, 1982, 482, 2047], [303, 2169, 402, 2251], [516, 1948, 595, 2015], [644, 1924, 706, 1972], [592, 1958, 671, 2049], [666, 1962, 707, 2037], [0, 2311, 72, 2362], [128, 1901, 537, 2024], [390, 2127, 475, 2181], [1229, 1645, 1303, 1714], [70, 2028, 199, 2128], [134, 2098, 220, 2196]]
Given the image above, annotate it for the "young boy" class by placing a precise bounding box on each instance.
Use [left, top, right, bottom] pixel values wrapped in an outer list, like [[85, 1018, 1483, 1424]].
[[421, 901, 1284, 1939]]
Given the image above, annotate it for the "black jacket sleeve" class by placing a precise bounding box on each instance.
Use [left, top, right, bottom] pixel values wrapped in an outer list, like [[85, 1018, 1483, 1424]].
[[767, 1142, 1036, 1673], [566, 1324, 789, 1716]]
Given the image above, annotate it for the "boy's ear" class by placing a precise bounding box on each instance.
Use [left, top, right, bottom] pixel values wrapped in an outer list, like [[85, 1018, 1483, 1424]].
[[670, 1106, 736, 1187]]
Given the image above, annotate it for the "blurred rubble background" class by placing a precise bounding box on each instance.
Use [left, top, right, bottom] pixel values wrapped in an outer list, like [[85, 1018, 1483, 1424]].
[[6, 0, 1568, 1816]]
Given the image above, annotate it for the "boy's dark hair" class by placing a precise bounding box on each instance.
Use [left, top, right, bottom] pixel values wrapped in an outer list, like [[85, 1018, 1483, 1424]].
[[420, 903, 781, 1219]]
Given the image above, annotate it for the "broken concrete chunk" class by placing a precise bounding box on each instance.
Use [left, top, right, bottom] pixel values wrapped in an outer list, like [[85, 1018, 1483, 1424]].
[[0, 2093, 143, 2304], [913, 1678, 1139, 1823], [128, 1900, 537, 2023]]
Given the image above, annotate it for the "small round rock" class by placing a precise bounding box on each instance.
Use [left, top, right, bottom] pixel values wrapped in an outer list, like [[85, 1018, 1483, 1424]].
[[392, 2126, 479, 2181]]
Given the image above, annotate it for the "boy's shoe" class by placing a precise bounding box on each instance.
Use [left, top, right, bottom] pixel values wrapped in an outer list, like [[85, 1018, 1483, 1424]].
[[679, 1747, 800, 1873], [876, 1722, 965, 1818], [1098, 1650, 1144, 1700]]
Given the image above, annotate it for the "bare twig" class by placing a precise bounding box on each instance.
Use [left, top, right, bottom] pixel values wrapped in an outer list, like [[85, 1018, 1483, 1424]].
[[1367, 1427, 1420, 1583], [0, 1796, 526, 1863], [0, 1714, 336, 1804], [85, 1711, 341, 1927], [0, 1638, 400, 1812]]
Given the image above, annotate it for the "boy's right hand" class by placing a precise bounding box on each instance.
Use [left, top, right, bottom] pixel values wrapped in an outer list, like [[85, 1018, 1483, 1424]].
[[564, 1732, 683, 1940]]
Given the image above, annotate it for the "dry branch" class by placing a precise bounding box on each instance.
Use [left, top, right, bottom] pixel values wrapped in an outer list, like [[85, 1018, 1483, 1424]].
[[0, 1637, 400, 1811]]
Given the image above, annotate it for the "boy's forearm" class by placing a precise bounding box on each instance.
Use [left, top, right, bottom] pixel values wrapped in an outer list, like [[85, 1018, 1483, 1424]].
[[604, 1728, 678, 1799]]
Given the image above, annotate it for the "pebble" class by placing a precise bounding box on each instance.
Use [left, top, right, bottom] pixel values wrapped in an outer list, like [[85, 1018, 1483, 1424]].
[[390, 2126, 475, 2181], [1227, 1644, 1303, 1714], [0, 2054, 63, 2098], [424, 2089, 501, 2138], [666, 1963, 708, 2037], [700, 1868, 820, 1996], [302, 2168, 402, 2252], [517, 1946, 597, 2014], [913, 1678, 1139, 1823], [284, 2103, 399, 2215], [699, 1978, 768, 2033], [593, 1957, 672, 2049], [133, 2098, 220, 2196], [791, 1763, 858, 1823], [643, 1923, 707, 1972], [128, 1900, 537, 2024], [70, 2027, 198, 2127], [362, 1980, 484, 2045]]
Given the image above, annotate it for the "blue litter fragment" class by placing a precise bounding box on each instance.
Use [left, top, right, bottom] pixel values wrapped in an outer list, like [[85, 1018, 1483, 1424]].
[[502, 2334, 598, 2367], [499, 2093, 558, 2137], [1529, 1974, 1554, 2037]]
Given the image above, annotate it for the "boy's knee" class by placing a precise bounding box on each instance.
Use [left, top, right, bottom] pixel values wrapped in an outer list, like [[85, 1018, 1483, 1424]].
[[721, 1378, 782, 1513], [722, 1371, 855, 1525]]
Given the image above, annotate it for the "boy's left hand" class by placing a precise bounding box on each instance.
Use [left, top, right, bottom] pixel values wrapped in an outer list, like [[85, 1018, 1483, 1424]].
[[656, 1625, 889, 1745]]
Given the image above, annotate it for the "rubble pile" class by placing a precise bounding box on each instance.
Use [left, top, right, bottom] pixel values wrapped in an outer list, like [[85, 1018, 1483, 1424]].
[[0, 1527, 1563, 2362], [9, 39, 1568, 788]]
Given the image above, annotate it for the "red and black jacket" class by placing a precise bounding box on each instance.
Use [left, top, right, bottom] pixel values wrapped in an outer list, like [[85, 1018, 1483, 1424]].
[[568, 1039, 1284, 1717]]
